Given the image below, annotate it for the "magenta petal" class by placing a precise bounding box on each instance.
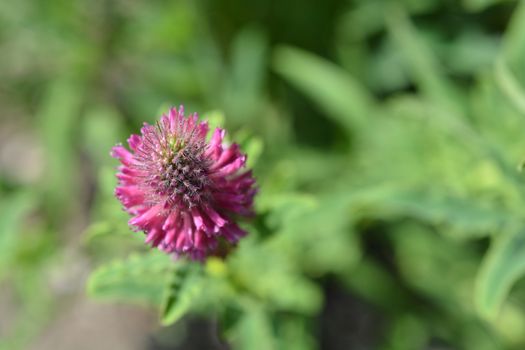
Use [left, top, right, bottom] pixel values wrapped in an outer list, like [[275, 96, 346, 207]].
[[127, 134, 142, 150], [162, 211, 178, 231], [205, 128, 225, 158], [145, 228, 162, 245], [129, 204, 163, 228], [191, 207, 204, 230], [194, 230, 205, 249], [165, 228, 178, 245], [197, 121, 209, 138], [204, 206, 227, 229], [175, 231, 189, 250], [111, 145, 133, 165], [210, 144, 240, 171]]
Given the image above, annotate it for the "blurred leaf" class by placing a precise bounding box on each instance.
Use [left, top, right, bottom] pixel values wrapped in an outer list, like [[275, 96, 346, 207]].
[[369, 190, 521, 238], [275, 148, 348, 186], [386, 6, 464, 115], [224, 26, 268, 122], [98, 165, 120, 200], [399, 0, 440, 13], [161, 263, 204, 325], [366, 38, 410, 91], [459, 321, 503, 350], [228, 300, 275, 350], [338, 0, 439, 42], [243, 136, 264, 168], [201, 110, 226, 135], [384, 94, 523, 190], [493, 301, 525, 345], [82, 105, 125, 167], [381, 314, 428, 350], [275, 316, 315, 350], [462, 0, 505, 12], [0, 264, 55, 350], [83, 220, 143, 252], [475, 228, 525, 320], [0, 192, 35, 279], [341, 256, 409, 312], [495, 58, 525, 116], [130, 1, 198, 53], [393, 224, 478, 312], [234, 130, 264, 169], [258, 192, 318, 228], [446, 30, 499, 74], [37, 78, 83, 219], [275, 193, 362, 275], [85, 167, 139, 248], [502, 1, 525, 70], [230, 240, 323, 315], [87, 251, 173, 306], [338, 2, 385, 41], [84, 221, 128, 241], [273, 45, 374, 131]]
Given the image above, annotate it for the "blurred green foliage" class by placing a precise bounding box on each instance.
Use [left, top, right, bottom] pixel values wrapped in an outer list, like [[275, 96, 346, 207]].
[[3, 0, 525, 349]]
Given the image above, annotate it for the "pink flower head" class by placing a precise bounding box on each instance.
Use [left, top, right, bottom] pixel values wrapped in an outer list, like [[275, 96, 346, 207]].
[[112, 106, 257, 260]]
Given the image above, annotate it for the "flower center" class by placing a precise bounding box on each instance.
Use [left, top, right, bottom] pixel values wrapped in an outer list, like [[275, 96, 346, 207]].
[[160, 146, 210, 208]]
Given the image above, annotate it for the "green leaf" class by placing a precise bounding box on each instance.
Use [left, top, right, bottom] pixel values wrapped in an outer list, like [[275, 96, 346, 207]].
[[87, 252, 173, 306], [37, 78, 83, 219], [275, 193, 362, 275], [446, 29, 499, 74], [495, 58, 525, 116], [224, 26, 268, 122], [82, 105, 125, 167], [386, 6, 464, 115], [237, 133, 264, 169], [0, 265, 55, 350], [338, 2, 387, 41], [338, 0, 439, 41], [383, 94, 521, 187], [86, 166, 138, 241], [381, 314, 428, 350], [201, 110, 226, 135], [275, 316, 316, 350], [393, 224, 478, 312], [230, 239, 323, 315], [0, 192, 35, 279], [228, 300, 275, 350], [161, 263, 204, 325], [502, 1, 525, 67], [341, 256, 409, 313], [462, 0, 504, 12], [84, 221, 134, 242], [475, 228, 525, 319], [368, 190, 521, 238], [273, 45, 374, 131]]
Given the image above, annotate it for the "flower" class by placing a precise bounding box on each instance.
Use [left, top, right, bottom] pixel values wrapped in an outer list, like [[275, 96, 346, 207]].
[[111, 106, 257, 260]]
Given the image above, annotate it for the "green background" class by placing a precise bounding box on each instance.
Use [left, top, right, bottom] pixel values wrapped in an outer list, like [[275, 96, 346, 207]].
[[2, 0, 525, 349]]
